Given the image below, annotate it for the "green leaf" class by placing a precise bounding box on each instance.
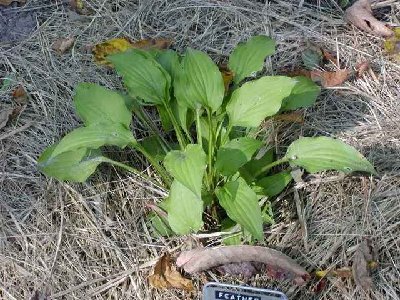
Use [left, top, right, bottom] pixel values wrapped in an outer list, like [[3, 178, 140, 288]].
[[74, 83, 132, 128], [140, 135, 169, 161], [221, 218, 242, 246], [226, 76, 296, 127], [156, 49, 180, 80], [215, 177, 263, 241], [108, 49, 170, 105], [240, 148, 274, 181], [261, 201, 275, 225], [163, 144, 206, 196], [174, 48, 224, 112], [167, 180, 203, 235], [286, 137, 376, 174], [156, 105, 174, 132], [51, 123, 136, 158], [215, 137, 262, 176], [38, 146, 104, 182], [148, 213, 173, 237], [281, 76, 321, 111], [255, 171, 293, 197], [228, 35, 275, 84]]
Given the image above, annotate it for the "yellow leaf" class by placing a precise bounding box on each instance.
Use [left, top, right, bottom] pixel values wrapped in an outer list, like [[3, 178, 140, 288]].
[[93, 38, 134, 65], [383, 28, 400, 62], [93, 38, 173, 66]]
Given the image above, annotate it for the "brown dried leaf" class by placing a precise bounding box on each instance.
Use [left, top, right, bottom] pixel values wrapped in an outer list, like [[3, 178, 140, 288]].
[[310, 69, 349, 87], [148, 253, 194, 291], [352, 239, 376, 290], [0, 107, 13, 130], [176, 246, 309, 285], [321, 48, 339, 67], [345, 0, 393, 37], [0, 0, 25, 6], [219, 64, 234, 92], [355, 61, 370, 78], [275, 112, 304, 124], [12, 85, 28, 104], [52, 37, 75, 54]]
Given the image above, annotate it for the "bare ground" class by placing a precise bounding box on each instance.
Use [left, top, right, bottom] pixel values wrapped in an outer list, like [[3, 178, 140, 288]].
[[0, 0, 399, 299]]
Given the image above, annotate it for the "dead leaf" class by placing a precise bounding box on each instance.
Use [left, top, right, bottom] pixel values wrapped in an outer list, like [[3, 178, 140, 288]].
[[345, 0, 394, 37], [0, 0, 25, 6], [321, 48, 339, 67], [275, 112, 304, 124], [352, 239, 377, 290], [315, 267, 352, 278], [52, 37, 75, 54], [12, 85, 28, 104], [355, 61, 370, 78], [219, 64, 234, 92], [69, 0, 92, 15], [93, 38, 173, 65], [148, 253, 194, 291], [0, 107, 13, 130], [310, 69, 349, 87], [176, 246, 310, 285]]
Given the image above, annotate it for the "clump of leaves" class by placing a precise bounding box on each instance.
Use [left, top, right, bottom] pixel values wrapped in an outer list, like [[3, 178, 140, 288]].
[[38, 36, 376, 242]]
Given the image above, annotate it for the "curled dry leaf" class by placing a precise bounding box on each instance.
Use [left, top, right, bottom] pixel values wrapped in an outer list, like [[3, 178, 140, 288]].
[[176, 245, 309, 285], [52, 37, 75, 54], [310, 69, 349, 87], [219, 64, 234, 92], [148, 253, 194, 292], [345, 0, 393, 37], [12, 85, 28, 104], [355, 61, 370, 78], [93, 37, 173, 65], [352, 239, 377, 290]]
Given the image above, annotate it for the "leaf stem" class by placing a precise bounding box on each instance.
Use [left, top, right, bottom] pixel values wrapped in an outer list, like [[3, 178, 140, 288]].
[[101, 157, 165, 190], [129, 142, 172, 186], [254, 157, 290, 178], [206, 109, 215, 190], [195, 108, 202, 148], [163, 103, 186, 150]]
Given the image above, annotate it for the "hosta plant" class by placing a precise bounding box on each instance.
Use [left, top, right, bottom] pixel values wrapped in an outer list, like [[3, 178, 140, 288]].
[[38, 36, 376, 242]]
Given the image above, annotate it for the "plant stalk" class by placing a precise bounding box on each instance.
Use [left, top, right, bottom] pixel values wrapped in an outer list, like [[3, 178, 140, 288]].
[[163, 103, 186, 149], [254, 157, 290, 178], [129, 142, 172, 186]]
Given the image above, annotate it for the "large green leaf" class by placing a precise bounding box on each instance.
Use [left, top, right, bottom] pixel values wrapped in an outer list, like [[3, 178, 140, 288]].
[[226, 76, 296, 127], [228, 35, 275, 84], [51, 123, 136, 158], [215, 177, 263, 241], [166, 180, 203, 235], [255, 171, 293, 197], [163, 144, 206, 196], [174, 48, 224, 112], [147, 213, 173, 237], [74, 83, 132, 128], [240, 148, 274, 181], [281, 76, 321, 111], [156, 49, 180, 80], [215, 137, 262, 176], [108, 49, 170, 105], [140, 135, 169, 161], [38, 146, 104, 182], [286, 137, 376, 174]]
